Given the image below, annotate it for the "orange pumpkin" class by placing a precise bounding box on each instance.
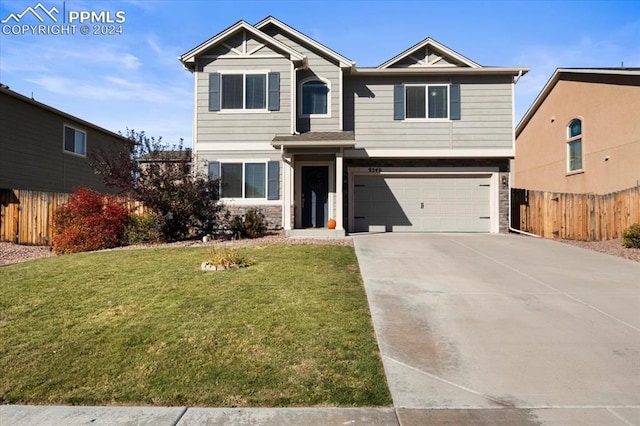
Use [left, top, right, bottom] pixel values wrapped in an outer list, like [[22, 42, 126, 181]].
[[327, 218, 337, 229]]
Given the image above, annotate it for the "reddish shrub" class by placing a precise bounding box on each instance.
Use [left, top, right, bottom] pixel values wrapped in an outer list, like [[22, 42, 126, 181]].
[[52, 187, 129, 254]]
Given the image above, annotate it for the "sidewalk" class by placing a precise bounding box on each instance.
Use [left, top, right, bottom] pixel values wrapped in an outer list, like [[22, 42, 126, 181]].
[[0, 405, 399, 425]]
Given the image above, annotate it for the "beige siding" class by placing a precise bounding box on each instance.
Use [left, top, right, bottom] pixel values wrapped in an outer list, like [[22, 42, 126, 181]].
[[196, 56, 292, 149], [515, 77, 640, 194], [0, 92, 124, 193], [261, 25, 342, 132], [344, 75, 513, 150]]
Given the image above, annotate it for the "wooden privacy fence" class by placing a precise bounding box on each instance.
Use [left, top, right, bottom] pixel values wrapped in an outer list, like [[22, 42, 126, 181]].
[[0, 189, 148, 246], [511, 186, 640, 241]]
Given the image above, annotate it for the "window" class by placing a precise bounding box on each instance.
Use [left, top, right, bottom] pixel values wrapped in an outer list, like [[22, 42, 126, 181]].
[[209, 161, 280, 200], [301, 80, 329, 115], [209, 72, 280, 112], [403, 84, 449, 119], [220, 73, 266, 110], [567, 119, 583, 172], [64, 125, 86, 156]]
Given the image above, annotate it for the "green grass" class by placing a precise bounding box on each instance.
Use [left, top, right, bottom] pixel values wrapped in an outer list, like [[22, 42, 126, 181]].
[[0, 244, 391, 407]]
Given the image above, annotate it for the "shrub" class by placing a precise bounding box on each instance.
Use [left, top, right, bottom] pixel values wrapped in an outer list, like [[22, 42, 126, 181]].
[[621, 223, 640, 248], [229, 208, 267, 239], [123, 213, 160, 245], [90, 129, 222, 242], [52, 187, 129, 254], [206, 246, 250, 268]]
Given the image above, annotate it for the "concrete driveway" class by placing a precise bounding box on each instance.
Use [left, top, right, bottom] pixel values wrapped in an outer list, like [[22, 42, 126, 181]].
[[354, 233, 640, 425]]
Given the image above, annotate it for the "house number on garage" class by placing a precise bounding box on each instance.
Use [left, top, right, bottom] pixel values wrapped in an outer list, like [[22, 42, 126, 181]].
[[368, 167, 382, 173]]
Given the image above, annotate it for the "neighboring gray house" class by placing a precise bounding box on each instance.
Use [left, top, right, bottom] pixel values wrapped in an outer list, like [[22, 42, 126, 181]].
[[179, 17, 528, 234], [0, 85, 128, 193]]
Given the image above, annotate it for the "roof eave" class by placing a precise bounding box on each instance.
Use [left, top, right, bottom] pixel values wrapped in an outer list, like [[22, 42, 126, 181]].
[[516, 67, 640, 137], [178, 20, 305, 68], [353, 67, 530, 76], [378, 37, 482, 69], [0, 87, 129, 144], [255, 16, 355, 68]]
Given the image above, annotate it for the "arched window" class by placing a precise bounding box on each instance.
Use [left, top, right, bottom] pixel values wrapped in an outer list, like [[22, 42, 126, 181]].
[[567, 119, 582, 172], [301, 79, 329, 116]]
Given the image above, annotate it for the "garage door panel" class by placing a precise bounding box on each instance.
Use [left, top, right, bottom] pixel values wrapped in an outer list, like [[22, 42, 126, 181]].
[[353, 175, 491, 232]]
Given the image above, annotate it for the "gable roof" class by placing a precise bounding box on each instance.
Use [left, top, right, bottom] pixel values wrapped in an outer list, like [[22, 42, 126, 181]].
[[0, 85, 129, 143], [255, 16, 355, 68], [378, 37, 481, 69], [516, 68, 640, 137], [179, 20, 306, 71]]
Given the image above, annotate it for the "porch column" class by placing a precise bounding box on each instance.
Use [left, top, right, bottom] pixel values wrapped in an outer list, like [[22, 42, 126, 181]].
[[335, 149, 344, 230], [283, 154, 293, 230]]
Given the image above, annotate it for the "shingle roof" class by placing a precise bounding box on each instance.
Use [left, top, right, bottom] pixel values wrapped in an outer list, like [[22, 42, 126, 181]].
[[272, 131, 355, 142]]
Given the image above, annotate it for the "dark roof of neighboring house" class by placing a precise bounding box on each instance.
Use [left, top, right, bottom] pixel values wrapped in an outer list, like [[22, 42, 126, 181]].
[[138, 150, 192, 163], [0, 84, 129, 144], [516, 68, 640, 137]]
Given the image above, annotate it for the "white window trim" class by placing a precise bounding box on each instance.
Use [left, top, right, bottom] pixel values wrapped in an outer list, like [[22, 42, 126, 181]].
[[219, 160, 269, 201], [298, 76, 331, 119], [218, 70, 271, 113], [403, 83, 450, 122], [63, 123, 87, 157], [566, 118, 583, 174]]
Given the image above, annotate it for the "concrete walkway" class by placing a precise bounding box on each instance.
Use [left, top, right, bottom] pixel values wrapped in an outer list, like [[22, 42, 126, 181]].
[[3, 233, 639, 425], [354, 233, 640, 425]]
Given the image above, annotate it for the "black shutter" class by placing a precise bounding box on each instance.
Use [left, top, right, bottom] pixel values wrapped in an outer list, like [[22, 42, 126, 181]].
[[450, 83, 461, 120], [267, 161, 279, 200], [208, 161, 220, 200], [393, 84, 404, 120], [268, 72, 280, 111], [209, 73, 220, 111]]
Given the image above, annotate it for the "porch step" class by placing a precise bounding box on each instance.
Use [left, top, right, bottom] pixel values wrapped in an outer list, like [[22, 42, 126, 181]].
[[286, 229, 347, 239]]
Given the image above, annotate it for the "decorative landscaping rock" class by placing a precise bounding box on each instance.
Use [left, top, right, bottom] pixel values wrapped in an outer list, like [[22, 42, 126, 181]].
[[201, 261, 247, 271]]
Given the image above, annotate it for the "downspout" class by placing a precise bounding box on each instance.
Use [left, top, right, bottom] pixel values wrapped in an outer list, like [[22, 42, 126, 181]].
[[291, 59, 307, 135], [508, 69, 540, 237]]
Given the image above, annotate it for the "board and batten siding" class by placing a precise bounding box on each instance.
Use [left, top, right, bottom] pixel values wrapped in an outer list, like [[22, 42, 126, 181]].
[[261, 25, 342, 132], [196, 56, 292, 150], [344, 75, 513, 150]]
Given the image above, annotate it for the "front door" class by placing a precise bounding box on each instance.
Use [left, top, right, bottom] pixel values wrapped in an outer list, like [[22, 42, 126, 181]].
[[301, 166, 329, 228]]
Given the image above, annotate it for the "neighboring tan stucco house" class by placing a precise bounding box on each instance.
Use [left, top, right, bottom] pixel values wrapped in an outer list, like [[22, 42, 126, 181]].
[[0, 85, 128, 194], [515, 68, 640, 194], [179, 17, 529, 234]]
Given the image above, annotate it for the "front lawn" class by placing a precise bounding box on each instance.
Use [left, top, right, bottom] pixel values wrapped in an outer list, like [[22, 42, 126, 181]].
[[0, 244, 391, 407]]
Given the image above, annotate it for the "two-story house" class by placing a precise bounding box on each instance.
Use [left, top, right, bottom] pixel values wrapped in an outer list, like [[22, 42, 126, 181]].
[[0, 84, 128, 194], [515, 68, 640, 194], [179, 17, 528, 234]]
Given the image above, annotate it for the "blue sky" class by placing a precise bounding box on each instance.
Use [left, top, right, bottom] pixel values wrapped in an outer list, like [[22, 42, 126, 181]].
[[1, 0, 638, 146]]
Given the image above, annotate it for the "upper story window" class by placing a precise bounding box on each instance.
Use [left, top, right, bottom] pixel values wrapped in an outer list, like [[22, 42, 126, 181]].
[[405, 85, 449, 119], [64, 125, 86, 156], [301, 79, 329, 116], [567, 118, 583, 172], [208, 72, 280, 112], [222, 73, 266, 110], [394, 83, 460, 121]]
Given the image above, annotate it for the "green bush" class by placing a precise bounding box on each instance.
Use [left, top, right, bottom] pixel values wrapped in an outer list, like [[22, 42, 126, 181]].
[[229, 208, 267, 239], [621, 223, 640, 248], [123, 213, 160, 245]]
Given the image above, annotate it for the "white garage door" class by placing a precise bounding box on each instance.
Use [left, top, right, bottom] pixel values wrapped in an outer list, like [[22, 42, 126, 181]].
[[353, 175, 491, 232]]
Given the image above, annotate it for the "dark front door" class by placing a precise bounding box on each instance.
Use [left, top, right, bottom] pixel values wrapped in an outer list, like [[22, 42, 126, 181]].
[[301, 166, 329, 228]]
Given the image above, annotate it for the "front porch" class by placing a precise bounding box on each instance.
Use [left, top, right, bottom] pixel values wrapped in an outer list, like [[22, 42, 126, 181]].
[[271, 132, 355, 233]]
